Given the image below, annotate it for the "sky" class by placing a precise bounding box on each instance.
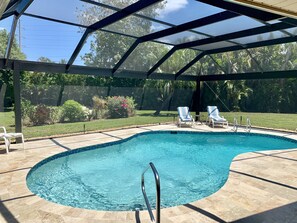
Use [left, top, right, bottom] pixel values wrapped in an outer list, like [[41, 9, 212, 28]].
[[0, 0, 290, 66]]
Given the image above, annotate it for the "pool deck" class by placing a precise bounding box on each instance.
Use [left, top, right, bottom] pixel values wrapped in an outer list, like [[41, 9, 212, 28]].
[[1, 123, 297, 223]]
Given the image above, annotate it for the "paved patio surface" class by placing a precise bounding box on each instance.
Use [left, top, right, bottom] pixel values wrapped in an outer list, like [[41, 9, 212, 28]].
[[1, 123, 297, 223]]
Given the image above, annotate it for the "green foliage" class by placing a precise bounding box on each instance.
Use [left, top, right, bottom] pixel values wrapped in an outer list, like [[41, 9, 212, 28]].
[[60, 100, 86, 122], [92, 96, 106, 119], [77, 0, 166, 69], [1, 21, 297, 115], [21, 100, 61, 125], [0, 30, 26, 107], [28, 104, 51, 125], [159, 49, 198, 74], [1, 111, 297, 139], [106, 96, 136, 118], [21, 99, 34, 122], [82, 106, 93, 121], [49, 106, 62, 124], [0, 30, 26, 60]]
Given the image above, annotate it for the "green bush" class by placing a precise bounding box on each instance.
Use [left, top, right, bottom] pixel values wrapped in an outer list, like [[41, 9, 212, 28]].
[[92, 96, 106, 119], [28, 104, 51, 125], [106, 96, 136, 118], [82, 106, 93, 121], [49, 106, 62, 124], [21, 100, 61, 126], [60, 100, 85, 122], [21, 99, 34, 122]]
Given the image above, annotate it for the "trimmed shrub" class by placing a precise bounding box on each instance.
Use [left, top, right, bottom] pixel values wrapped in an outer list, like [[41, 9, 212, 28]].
[[49, 106, 62, 124], [92, 96, 106, 119], [28, 104, 51, 125], [106, 96, 136, 118], [60, 100, 85, 122], [82, 106, 93, 121], [21, 100, 61, 125], [21, 99, 34, 122]]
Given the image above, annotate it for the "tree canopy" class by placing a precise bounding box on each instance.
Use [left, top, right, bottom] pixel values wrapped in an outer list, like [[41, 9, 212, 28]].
[[0, 19, 297, 113]]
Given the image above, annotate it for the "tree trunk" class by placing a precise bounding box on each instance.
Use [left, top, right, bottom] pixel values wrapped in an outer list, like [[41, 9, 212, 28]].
[[56, 84, 64, 106], [154, 92, 173, 115], [0, 83, 7, 112], [167, 91, 174, 111], [107, 84, 111, 96], [139, 87, 146, 110]]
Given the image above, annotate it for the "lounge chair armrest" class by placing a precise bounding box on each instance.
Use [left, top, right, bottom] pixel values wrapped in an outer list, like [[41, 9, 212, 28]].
[[0, 126, 7, 134]]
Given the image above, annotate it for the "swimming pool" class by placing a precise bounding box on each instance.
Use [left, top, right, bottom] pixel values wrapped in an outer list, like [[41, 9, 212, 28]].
[[26, 131, 297, 211]]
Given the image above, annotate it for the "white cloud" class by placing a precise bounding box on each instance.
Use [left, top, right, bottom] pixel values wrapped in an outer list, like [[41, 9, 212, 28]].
[[151, 24, 166, 32], [157, 0, 188, 18], [157, 37, 171, 44], [187, 35, 199, 41]]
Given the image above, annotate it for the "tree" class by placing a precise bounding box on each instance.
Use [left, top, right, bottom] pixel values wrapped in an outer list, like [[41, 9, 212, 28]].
[[0, 29, 26, 60], [0, 29, 26, 110], [199, 42, 297, 113], [77, 0, 166, 70]]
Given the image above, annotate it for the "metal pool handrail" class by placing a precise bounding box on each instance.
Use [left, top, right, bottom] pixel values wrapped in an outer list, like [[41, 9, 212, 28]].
[[246, 117, 251, 132], [141, 162, 161, 223], [233, 117, 238, 132]]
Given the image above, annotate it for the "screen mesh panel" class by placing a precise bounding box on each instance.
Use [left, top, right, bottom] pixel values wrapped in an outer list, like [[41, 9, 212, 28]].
[[157, 49, 200, 74]]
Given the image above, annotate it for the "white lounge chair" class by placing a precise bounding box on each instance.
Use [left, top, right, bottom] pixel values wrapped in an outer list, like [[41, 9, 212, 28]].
[[177, 107, 194, 127], [0, 126, 24, 153], [207, 106, 228, 128]]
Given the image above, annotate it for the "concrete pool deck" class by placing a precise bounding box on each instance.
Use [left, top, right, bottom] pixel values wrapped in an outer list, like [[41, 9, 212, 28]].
[[1, 123, 297, 223]]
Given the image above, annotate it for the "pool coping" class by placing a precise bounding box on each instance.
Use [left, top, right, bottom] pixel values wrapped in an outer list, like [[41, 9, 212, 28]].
[[1, 124, 297, 223]]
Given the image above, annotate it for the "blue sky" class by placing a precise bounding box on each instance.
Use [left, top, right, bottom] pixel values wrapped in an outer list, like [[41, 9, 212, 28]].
[[0, 0, 287, 65]]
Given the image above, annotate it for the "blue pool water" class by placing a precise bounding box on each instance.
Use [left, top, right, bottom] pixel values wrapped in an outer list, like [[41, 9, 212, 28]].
[[26, 132, 297, 211]]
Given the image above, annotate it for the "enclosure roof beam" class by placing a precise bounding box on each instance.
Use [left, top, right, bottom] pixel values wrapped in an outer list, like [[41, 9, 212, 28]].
[[173, 35, 297, 78], [3, 59, 297, 82], [147, 47, 177, 77], [86, 0, 160, 31], [4, 15, 18, 63], [82, 0, 216, 41], [4, 0, 19, 12], [112, 40, 141, 74], [0, 59, 198, 81], [1, 0, 17, 19], [148, 22, 296, 76], [281, 17, 297, 26], [199, 70, 297, 81], [82, 0, 177, 29], [3, 0, 33, 66], [66, 0, 161, 72], [0, 0, 10, 19], [114, 6, 296, 76], [175, 52, 206, 79], [1, 0, 33, 20], [244, 49, 264, 72], [204, 35, 297, 55], [196, 0, 282, 22], [83, 0, 240, 59], [195, 0, 297, 44], [208, 55, 227, 74], [176, 21, 295, 50], [112, 11, 239, 74], [22, 12, 177, 49], [140, 11, 240, 42]]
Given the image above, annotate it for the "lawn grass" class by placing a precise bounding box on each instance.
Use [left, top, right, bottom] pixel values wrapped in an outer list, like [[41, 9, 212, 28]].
[[0, 110, 296, 139], [220, 112, 297, 131], [0, 110, 176, 138]]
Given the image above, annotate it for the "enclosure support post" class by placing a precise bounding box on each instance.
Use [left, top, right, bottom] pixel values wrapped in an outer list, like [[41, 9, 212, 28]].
[[194, 78, 201, 121], [13, 64, 22, 138], [5, 15, 18, 66]]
